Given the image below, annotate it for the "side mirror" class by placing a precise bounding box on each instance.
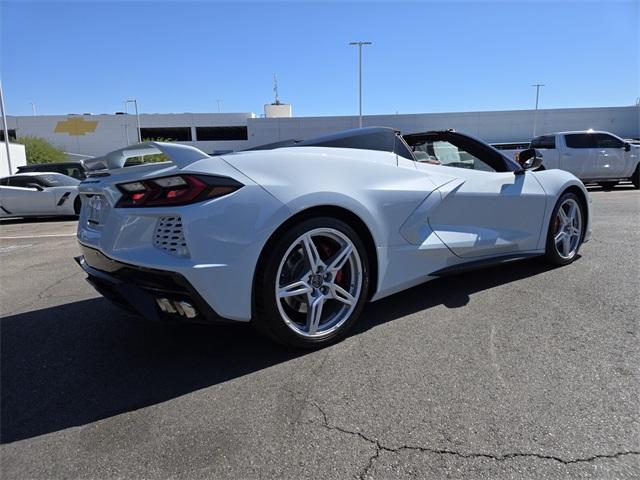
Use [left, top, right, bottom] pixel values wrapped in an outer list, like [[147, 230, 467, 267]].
[[624, 142, 631, 152], [516, 148, 543, 173], [27, 183, 44, 191]]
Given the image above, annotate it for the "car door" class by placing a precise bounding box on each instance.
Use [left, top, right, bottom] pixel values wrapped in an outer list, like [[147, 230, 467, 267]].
[[0, 176, 56, 215], [411, 136, 547, 258], [592, 133, 626, 178], [561, 133, 598, 179]]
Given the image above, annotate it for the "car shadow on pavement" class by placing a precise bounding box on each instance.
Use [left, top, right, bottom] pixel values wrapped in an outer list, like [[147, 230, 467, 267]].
[[1, 258, 557, 444]]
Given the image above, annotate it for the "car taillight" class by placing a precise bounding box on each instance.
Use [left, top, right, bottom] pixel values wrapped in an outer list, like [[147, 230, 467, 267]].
[[115, 174, 243, 208]]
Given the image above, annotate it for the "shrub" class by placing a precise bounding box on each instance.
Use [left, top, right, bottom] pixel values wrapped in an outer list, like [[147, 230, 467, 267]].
[[15, 136, 67, 164]]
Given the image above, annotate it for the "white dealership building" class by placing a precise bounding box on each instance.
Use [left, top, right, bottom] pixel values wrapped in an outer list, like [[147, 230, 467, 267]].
[[3, 105, 638, 159]]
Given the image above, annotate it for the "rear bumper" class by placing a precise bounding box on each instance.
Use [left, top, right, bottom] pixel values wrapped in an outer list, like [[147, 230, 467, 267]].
[[75, 244, 232, 324]]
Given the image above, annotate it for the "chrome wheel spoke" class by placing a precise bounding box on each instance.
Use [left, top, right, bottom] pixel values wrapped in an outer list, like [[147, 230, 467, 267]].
[[329, 283, 356, 306], [278, 279, 312, 299], [555, 230, 567, 245], [302, 234, 323, 271], [327, 243, 353, 272], [561, 235, 571, 256], [567, 203, 577, 223], [306, 295, 325, 335], [558, 208, 569, 226]]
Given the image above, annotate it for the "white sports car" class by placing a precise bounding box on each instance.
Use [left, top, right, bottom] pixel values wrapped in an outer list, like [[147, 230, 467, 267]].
[[0, 172, 81, 218], [75, 128, 591, 348]]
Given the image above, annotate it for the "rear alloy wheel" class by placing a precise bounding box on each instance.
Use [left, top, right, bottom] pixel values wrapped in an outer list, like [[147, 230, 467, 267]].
[[254, 217, 369, 348], [543, 193, 584, 266]]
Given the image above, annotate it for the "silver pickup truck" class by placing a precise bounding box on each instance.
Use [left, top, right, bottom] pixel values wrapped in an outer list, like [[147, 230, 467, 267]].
[[529, 131, 640, 189]]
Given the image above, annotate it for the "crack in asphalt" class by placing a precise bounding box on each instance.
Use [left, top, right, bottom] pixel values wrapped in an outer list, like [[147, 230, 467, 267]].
[[1, 269, 83, 317], [287, 391, 640, 479]]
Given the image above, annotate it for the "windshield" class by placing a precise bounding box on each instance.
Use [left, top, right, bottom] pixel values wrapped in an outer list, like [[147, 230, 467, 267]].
[[34, 174, 80, 187]]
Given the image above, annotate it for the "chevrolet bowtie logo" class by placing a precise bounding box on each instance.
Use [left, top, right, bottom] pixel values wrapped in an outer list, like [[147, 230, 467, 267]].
[[54, 117, 98, 136]]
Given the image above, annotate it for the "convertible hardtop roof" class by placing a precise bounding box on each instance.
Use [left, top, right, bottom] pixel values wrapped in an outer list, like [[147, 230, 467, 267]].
[[243, 126, 517, 171], [243, 127, 416, 159]]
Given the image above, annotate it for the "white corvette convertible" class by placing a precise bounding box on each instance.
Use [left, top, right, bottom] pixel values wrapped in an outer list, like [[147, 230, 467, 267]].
[[75, 128, 591, 348], [0, 172, 81, 218]]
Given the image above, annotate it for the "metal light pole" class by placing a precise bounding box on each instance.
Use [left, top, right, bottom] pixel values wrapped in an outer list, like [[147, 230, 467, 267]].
[[125, 99, 142, 143], [349, 41, 372, 128], [31, 102, 37, 116], [216, 99, 223, 113], [0, 81, 12, 173], [531, 83, 545, 136]]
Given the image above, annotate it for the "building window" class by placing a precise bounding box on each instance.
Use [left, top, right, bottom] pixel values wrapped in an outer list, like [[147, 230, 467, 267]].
[[0, 129, 17, 141], [140, 127, 192, 141], [196, 126, 248, 141]]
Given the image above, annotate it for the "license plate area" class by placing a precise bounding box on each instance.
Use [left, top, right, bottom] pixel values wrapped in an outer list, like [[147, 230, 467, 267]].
[[86, 194, 109, 228]]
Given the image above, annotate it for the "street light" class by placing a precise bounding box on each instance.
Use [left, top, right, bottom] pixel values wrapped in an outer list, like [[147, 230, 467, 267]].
[[0, 81, 12, 173], [349, 41, 372, 128], [531, 83, 545, 136], [124, 99, 142, 143]]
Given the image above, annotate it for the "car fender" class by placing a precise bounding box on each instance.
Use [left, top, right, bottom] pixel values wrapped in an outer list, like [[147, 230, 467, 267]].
[[530, 169, 592, 246]]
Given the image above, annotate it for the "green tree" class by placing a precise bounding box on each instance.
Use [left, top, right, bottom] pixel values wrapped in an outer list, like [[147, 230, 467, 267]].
[[16, 136, 67, 164], [125, 137, 173, 165]]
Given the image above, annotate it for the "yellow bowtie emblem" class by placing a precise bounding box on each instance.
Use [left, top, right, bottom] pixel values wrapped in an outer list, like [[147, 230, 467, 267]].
[[54, 117, 98, 136]]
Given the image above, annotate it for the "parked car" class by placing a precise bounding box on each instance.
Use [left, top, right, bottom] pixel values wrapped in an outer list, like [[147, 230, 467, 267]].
[[75, 128, 591, 348], [0, 172, 81, 218], [529, 131, 640, 189], [17, 161, 87, 180]]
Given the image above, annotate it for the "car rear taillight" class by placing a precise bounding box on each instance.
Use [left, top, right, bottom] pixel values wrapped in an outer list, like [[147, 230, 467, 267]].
[[115, 174, 243, 208]]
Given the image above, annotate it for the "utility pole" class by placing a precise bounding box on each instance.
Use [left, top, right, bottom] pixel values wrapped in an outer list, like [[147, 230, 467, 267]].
[[216, 99, 223, 113], [31, 102, 37, 116], [531, 83, 545, 136], [124, 99, 142, 143], [349, 41, 372, 128], [0, 81, 12, 173]]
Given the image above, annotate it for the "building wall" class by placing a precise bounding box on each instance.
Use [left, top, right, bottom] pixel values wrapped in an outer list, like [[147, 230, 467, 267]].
[[6, 106, 639, 158], [0, 143, 27, 176], [5, 112, 255, 157], [246, 106, 640, 147]]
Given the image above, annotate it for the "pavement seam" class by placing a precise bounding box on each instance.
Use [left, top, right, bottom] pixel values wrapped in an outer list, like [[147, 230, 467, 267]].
[[287, 390, 640, 479]]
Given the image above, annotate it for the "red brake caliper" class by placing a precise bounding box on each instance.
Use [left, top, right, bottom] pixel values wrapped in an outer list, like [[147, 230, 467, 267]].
[[318, 241, 345, 285]]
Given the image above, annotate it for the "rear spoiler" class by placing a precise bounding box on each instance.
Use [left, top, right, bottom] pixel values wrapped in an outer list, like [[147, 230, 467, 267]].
[[84, 142, 210, 171]]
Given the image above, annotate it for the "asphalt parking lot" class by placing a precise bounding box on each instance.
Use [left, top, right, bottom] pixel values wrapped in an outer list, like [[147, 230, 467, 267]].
[[1, 186, 638, 479]]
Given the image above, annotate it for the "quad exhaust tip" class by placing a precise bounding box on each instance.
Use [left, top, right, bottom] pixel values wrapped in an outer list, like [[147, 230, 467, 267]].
[[156, 298, 197, 319]]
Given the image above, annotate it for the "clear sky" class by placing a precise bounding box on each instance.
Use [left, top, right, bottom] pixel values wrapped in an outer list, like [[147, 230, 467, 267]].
[[2, 0, 638, 117]]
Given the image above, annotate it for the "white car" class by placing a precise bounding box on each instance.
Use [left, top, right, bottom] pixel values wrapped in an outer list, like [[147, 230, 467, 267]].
[[75, 128, 592, 348], [530, 131, 640, 189], [0, 172, 81, 218]]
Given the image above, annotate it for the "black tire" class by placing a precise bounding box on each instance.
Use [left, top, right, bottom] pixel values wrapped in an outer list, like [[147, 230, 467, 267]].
[[598, 181, 618, 190], [542, 192, 585, 266], [73, 196, 82, 215], [631, 164, 640, 189], [253, 217, 370, 349]]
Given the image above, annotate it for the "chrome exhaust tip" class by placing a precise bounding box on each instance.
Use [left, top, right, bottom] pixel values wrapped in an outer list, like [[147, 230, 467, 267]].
[[175, 301, 197, 319], [155, 298, 197, 319], [156, 297, 176, 314]]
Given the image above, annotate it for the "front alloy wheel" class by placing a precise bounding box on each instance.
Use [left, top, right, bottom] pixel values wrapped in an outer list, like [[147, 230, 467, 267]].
[[544, 192, 584, 265], [255, 217, 369, 348]]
